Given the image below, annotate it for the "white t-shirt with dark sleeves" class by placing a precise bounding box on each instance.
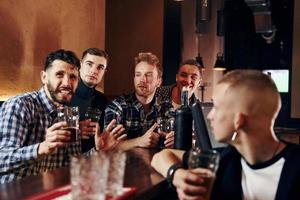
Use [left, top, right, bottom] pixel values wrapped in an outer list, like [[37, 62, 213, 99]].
[[241, 151, 285, 200]]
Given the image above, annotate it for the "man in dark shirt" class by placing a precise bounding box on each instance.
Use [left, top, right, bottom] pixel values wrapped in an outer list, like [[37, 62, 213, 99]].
[[151, 70, 300, 200], [71, 48, 125, 152]]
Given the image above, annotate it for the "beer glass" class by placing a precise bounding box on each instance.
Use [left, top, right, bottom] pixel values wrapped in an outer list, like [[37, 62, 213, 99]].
[[57, 106, 80, 142], [106, 150, 127, 197], [188, 148, 220, 200], [85, 107, 102, 122], [71, 153, 109, 200], [157, 117, 174, 148]]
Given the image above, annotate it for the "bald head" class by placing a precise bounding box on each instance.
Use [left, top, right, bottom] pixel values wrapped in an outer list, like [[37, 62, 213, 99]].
[[219, 70, 281, 119]]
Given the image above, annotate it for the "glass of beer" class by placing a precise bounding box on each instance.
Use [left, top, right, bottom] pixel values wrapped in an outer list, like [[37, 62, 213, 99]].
[[85, 107, 102, 122], [57, 106, 80, 142], [188, 148, 220, 200], [157, 117, 174, 148]]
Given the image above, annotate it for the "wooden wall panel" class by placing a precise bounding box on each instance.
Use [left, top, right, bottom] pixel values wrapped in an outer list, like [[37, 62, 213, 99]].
[[0, 0, 105, 100]]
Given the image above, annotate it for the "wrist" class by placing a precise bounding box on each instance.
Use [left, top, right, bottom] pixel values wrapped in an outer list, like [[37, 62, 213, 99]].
[[135, 137, 143, 148], [166, 163, 183, 185], [37, 142, 47, 157]]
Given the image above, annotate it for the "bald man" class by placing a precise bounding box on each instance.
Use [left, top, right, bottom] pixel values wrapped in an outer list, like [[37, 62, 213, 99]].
[[151, 70, 300, 200]]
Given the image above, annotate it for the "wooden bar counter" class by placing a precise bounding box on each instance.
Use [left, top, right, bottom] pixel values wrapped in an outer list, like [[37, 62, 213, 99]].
[[0, 148, 168, 200]]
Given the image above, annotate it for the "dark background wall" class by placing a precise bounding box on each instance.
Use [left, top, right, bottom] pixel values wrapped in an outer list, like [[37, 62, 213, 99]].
[[223, 0, 293, 70], [105, 0, 164, 96], [222, 0, 296, 127]]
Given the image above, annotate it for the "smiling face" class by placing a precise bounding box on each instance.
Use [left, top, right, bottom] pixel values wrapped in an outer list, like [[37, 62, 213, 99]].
[[134, 61, 162, 98], [176, 64, 201, 98], [80, 53, 107, 87], [207, 83, 236, 143], [41, 59, 79, 105]]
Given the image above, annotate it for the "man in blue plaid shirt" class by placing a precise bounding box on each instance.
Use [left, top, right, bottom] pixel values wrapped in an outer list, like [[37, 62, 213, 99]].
[[104, 52, 165, 150], [0, 49, 124, 184]]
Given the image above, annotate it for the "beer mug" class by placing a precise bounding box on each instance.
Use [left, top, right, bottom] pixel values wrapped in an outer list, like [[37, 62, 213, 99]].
[[188, 148, 220, 200], [57, 106, 80, 142]]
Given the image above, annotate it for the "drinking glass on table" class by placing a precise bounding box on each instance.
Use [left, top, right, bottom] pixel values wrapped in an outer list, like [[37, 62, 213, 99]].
[[188, 148, 220, 200], [157, 117, 174, 149], [71, 152, 109, 200], [57, 106, 80, 142], [106, 150, 127, 197]]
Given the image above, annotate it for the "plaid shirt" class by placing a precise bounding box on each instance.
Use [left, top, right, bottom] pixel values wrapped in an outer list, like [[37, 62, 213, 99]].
[[0, 88, 82, 184], [104, 93, 158, 139], [155, 84, 197, 106]]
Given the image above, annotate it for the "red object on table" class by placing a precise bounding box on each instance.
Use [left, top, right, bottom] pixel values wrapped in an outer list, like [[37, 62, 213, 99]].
[[24, 185, 137, 200]]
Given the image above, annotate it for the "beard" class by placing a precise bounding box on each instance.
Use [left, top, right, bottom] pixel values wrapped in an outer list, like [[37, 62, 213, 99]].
[[135, 85, 157, 99], [46, 82, 73, 105]]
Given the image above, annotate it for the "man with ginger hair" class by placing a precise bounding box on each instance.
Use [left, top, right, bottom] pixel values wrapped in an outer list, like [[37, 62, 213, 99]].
[[104, 52, 164, 150], [151, 70, 300, 200]]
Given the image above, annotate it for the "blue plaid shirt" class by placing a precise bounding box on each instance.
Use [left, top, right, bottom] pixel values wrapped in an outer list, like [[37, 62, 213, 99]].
[[104, 93, 158, 139], [0, 88, 81, 184]]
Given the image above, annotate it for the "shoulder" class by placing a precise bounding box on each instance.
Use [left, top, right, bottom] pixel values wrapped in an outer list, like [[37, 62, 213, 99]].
[[156, 85, 174, 102], [156, 85, 174, 96], [2, 92, 39, 110], [283, 144, 300, 164], [94, 90, 107, 101], [106, 94, 132, 111], [0, 92, 40, 119], [93, 90, 108, 105], [218, 146, 241, 167], [111, 93, 133, 105]]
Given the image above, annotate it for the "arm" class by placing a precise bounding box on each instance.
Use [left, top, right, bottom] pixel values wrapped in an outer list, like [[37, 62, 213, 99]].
[[151, 149, 208, 200], [117, 123, 159, 151], [151, 149, 185, 177]]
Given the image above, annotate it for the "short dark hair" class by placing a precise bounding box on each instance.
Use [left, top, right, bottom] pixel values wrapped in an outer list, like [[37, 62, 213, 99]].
[[178, 59, 202, 74], [134, 52, 163, 78], [81, 48, 108, 60], [44, 49, 80, 71], [219, 69, 278, 93]]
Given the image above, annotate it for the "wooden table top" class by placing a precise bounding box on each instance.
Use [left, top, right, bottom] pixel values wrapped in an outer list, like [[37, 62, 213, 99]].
[[0, 148, 167, 200]]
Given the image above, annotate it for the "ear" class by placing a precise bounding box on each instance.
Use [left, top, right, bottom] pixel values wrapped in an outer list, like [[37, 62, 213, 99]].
[[40, 71, 47, 85], [157, 77, 162, 88], [198, 76, 203, 87], [234, 112, 246, 130]]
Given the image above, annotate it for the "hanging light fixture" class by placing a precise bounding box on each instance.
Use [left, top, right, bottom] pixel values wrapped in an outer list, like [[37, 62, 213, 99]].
[[214, 0, 226, 72], [214, 53, 226, 71], [195, 34, 205, 71], [195, 54, 204, 70]]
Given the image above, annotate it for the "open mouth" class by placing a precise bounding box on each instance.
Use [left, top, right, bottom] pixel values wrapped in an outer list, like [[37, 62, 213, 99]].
[[59, 88, 72, 95]]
